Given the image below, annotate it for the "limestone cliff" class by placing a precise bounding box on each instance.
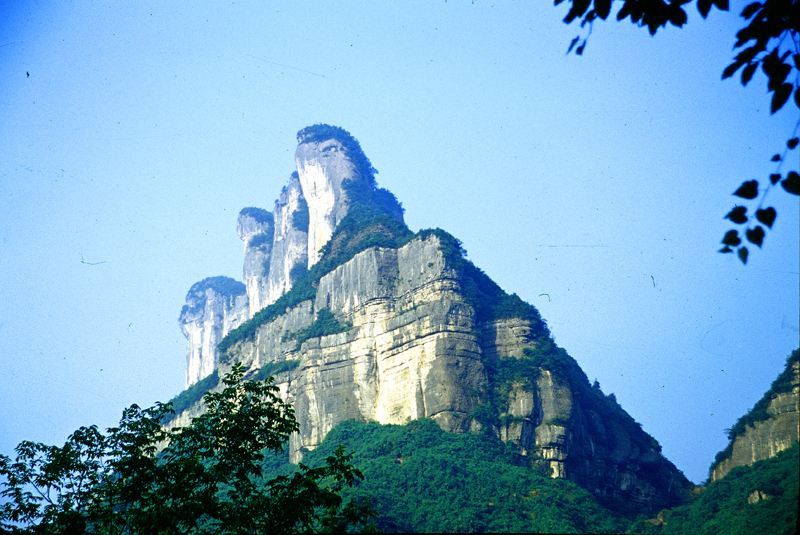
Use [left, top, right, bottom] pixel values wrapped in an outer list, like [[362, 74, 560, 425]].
[[264, 173, 308, 304], [237, 208, 273, 316], [710, 350, 799, 482], [176, 124, 690, 513], [178, 276, 248, 388]]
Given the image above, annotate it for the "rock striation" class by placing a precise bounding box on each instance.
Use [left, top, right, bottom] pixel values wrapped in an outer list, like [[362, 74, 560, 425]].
[[710, 351, 799, 482], [176, 124, 691, 513], [179, 277, 248, 388]]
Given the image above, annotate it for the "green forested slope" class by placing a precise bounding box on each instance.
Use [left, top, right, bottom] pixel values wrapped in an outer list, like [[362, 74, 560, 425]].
[[262, 418, 631, 533], [629, 442, 798, 535]]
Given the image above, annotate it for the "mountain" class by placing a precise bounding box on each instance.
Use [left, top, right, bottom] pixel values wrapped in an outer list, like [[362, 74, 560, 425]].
[[709, 349, 799, 483], [627, 350, 799, 534], [171, 124, 691, 514]]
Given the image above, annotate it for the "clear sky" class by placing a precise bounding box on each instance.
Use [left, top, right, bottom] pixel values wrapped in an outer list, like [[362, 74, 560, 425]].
[[1, 1, 797, 485]]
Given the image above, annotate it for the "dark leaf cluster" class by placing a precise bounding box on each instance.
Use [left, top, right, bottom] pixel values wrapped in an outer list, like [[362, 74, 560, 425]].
[[719, 138, 799, 263], [556, 1, 798, 265], [0, 364, 374, 534]]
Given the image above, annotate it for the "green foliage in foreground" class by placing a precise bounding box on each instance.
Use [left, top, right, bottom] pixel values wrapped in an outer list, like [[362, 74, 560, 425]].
[[629, 442, 799, 535], [0, 364, 374, 534], [266, 418, 630, 533], [712, 348, 799, 472], [162, 370, 220, 424]]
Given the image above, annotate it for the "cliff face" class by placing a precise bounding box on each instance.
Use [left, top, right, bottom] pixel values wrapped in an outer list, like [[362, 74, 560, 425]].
[[295, 138, 362, 267], [265, 173, 308, 303], [710, 355, 799, 482], [237, 209, 273, 317], [177, 125, 690, 512], [179, 277, 248, 388]]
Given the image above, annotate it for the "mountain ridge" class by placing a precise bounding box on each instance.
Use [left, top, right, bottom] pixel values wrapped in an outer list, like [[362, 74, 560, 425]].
[[174, 125, 691, 514]]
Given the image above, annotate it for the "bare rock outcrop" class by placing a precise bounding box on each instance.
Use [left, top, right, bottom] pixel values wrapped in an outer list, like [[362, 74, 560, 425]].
[[265, 173, 309, 304], [710, 353, 799, 482], [178, 276, 248, 388]]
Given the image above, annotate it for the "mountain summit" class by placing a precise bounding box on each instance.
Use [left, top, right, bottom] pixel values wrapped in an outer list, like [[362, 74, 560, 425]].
[[175, 125, 691, 513]]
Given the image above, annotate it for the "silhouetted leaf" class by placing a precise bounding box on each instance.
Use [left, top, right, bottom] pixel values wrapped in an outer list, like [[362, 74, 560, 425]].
[[567, 36, 580, 54], [576, 43, 585, 55], [770, 173, 781, 185], [738, 246, 748, 264], [755, 207, 776, 228], [724, 206, 748, 224], [668, 6, 687, 27], [782, 172, 800, 195], [718, 245, 733, 253], [795, 88, 800, 108], [722, 230, 741, 246], [722, 61, 741, 79], [698, 0, 712, 18], [712, 0, 728, 10], [771, 84, 792, 113], [771, 153, 781, 162], [564, 0, 592, 23], [788, 138, 799, 150], [733, 180, 759, 199], [595, 0, 612, 19], [740, 2, 762, 18], [746, 226, 765, 247], [741, 63, 757, 85]]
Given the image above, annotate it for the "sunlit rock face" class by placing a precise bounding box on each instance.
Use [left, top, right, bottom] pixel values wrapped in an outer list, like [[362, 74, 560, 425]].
[[219, 232, 689, 511], [226, 234, 485, 462], [295, 136, 366, 267], [265, 173, 309, 304], [237, 208, 273, 316], [179, 277, 247, 388], [176, 125, 691, 513], [710, 358, 799, 482]]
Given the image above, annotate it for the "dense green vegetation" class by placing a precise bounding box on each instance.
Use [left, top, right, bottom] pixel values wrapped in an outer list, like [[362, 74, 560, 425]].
[[296, 124, 379, 186], [286, 309, 351, 351], [251, 359, 300, 382], [262, 418, 630, 533], [238, 206, 272, 224], [291, 195, 310, 233], [162, 371, 220, 424], [629, 442, 799, 535], [180, 276, 246, 318], [711, 348, 799, 472], [0, 365, 374, 534]]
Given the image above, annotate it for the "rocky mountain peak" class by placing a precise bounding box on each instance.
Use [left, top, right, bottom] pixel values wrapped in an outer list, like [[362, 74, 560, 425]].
[[176, 126, 691, 513]]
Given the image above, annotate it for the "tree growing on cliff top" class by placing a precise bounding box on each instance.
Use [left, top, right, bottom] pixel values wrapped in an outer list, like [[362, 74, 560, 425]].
[[0, 363, 374, 534], [556, 0, 799, 264]]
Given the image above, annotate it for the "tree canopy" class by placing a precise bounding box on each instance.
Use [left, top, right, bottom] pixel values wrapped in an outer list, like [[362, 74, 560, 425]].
[[0, 363, 374, 534]]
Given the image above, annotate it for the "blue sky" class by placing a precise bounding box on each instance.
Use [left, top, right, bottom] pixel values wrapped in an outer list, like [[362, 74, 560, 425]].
[[1, 1, 797, 485]]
